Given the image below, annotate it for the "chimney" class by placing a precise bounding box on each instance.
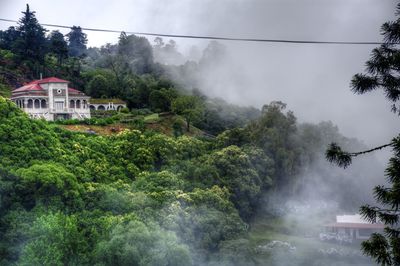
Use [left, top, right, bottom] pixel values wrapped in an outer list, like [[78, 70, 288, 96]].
[[40, 73, 43, 80]]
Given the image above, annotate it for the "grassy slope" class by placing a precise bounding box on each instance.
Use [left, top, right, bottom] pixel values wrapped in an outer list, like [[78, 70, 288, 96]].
[[60, 113, 205, 137]]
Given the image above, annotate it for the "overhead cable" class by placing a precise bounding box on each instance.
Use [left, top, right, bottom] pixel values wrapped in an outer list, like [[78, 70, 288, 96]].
[[0, 18, 396, 45]]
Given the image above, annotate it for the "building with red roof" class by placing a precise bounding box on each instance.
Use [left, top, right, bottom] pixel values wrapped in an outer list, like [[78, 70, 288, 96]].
[[323, 214, 384, 241], [11, 77, 90, 121]]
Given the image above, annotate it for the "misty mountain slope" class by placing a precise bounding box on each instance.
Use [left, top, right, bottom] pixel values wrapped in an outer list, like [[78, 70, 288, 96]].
[[0, 3, 393, 264], [0, 94, 382, 265]]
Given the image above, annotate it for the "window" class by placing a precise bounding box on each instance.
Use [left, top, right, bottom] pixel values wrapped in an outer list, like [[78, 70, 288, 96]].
[[27, 99, 33, 108], [358, 229, 374, 237], [41, 100, 47, 108], [55, 101, 64, 110]]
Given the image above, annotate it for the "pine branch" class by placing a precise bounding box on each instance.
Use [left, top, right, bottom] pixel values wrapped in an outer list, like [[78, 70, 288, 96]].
[[326, 141, 394, 168], [348, 142, 394, 156]]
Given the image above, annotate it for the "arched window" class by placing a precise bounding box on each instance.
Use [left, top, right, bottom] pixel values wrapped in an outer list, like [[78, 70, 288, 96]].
[[34, 99, 40, 109], [83, 100, 87, 109], [97, 105, 105, 110], [70, 100, 75, 108], [76, 100, 81, 109], [41, 99, 47, 108], [89, 105, 96, 110], [27, 99, 33, 108]]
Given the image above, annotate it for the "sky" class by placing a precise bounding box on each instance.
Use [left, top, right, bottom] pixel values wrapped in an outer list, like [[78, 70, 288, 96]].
[[0, 0, 399, 152]]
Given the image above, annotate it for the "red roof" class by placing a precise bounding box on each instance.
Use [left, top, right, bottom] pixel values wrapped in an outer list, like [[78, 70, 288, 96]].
[[26, 77, 69, 85], [324, 222, 385, 229], [13, 77, 70, 93], [68, 88, 86, 95], [68, 88, 80, 93], [13, 83, 43, 92], [12, 77, 88, 96]]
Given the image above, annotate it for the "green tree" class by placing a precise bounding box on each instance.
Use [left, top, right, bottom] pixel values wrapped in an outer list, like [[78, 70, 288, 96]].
[[95, 220, 192, 266], [326, 4, 400, 265], [133, 171, 185, 193], [15, 163, 81, 210], [118, 32, 154, 74], [48, 30, 68, 65], [172, 95, 204, 132], [19, 212, 88, 266], [161, 186, 246, 252], [149, 88, 177, 112], [0, 27, 20, 51], [66, 26, 87, 57], [82, 69, 119, 98], [13, 4, 47, 69], [247, 101, 299, 192], [86, 74, 110, 98], [206, 146, 263, 219]]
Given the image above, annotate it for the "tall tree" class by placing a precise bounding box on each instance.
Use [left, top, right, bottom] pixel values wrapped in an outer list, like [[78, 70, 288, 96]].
[[172, 95, 204, 132], [118, 32, 154, 74], [326, 3, 400, 265], [0, 27, 20, 51], [14, 4, 47, 63], [248, 101, 299, 192], [48, 30, 68, 65], [66, 26, 87, 57]]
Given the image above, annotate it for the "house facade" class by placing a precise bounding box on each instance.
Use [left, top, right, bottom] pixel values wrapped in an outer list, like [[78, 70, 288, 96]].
[[89, 99, 126, 111], [11, 77, 90, 121], [323, 214, 384, 241]]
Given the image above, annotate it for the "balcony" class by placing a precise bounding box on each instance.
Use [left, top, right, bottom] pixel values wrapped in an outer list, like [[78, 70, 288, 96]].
[[50, 108, 74, 114]]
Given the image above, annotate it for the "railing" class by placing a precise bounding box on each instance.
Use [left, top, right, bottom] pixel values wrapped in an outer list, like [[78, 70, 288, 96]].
[[50, 108, 74, 113], [22, 107, 90, 114]]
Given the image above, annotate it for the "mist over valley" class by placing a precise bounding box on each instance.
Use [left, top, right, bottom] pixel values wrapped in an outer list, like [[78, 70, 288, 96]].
[[0, 1, 399, 265]]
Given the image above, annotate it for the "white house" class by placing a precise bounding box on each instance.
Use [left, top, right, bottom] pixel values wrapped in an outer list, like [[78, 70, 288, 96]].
[[324, 214, 384, 241], [89, 99, 126, 111], [11, 77, 90, 121]]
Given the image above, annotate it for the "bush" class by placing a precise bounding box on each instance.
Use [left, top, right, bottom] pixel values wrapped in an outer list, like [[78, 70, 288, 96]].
[[53, 116, 119, 126], [120, 107, 129, 114], [130, 108, 153, 116]]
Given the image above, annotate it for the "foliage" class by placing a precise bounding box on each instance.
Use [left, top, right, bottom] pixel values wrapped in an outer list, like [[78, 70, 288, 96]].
[[95, 220, 192, 266], [14, 163, 82, 210], [118, 32, 155, 75], [66, 26, 87, 58], [0, 4, 384, 265], [206, 146, 264, 219], [149, 87, 178, 112], [48, 30, 68, 65], [326, 3, 400, 265], [172, 95, 204, 132], [246, 101, 300, 192], [0, 82, 11, 98], [14, 4, 47, 65], [19, 212, 88, 266]]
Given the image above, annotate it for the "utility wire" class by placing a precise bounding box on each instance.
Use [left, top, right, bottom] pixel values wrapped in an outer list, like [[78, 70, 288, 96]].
[[0, 17, 396, 45]]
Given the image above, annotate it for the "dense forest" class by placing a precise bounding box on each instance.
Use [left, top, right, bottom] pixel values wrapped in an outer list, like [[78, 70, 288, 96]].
[[0, 5, 384, 266]]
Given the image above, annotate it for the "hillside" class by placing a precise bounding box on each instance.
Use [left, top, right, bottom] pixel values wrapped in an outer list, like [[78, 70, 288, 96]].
[[0, 94, 382, 265], [0, 4, 390, 265], [59, 113, 207, 137]]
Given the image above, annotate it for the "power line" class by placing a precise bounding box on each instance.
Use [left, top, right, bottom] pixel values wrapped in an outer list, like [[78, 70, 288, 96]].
[[0, 17, 395, 45]]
